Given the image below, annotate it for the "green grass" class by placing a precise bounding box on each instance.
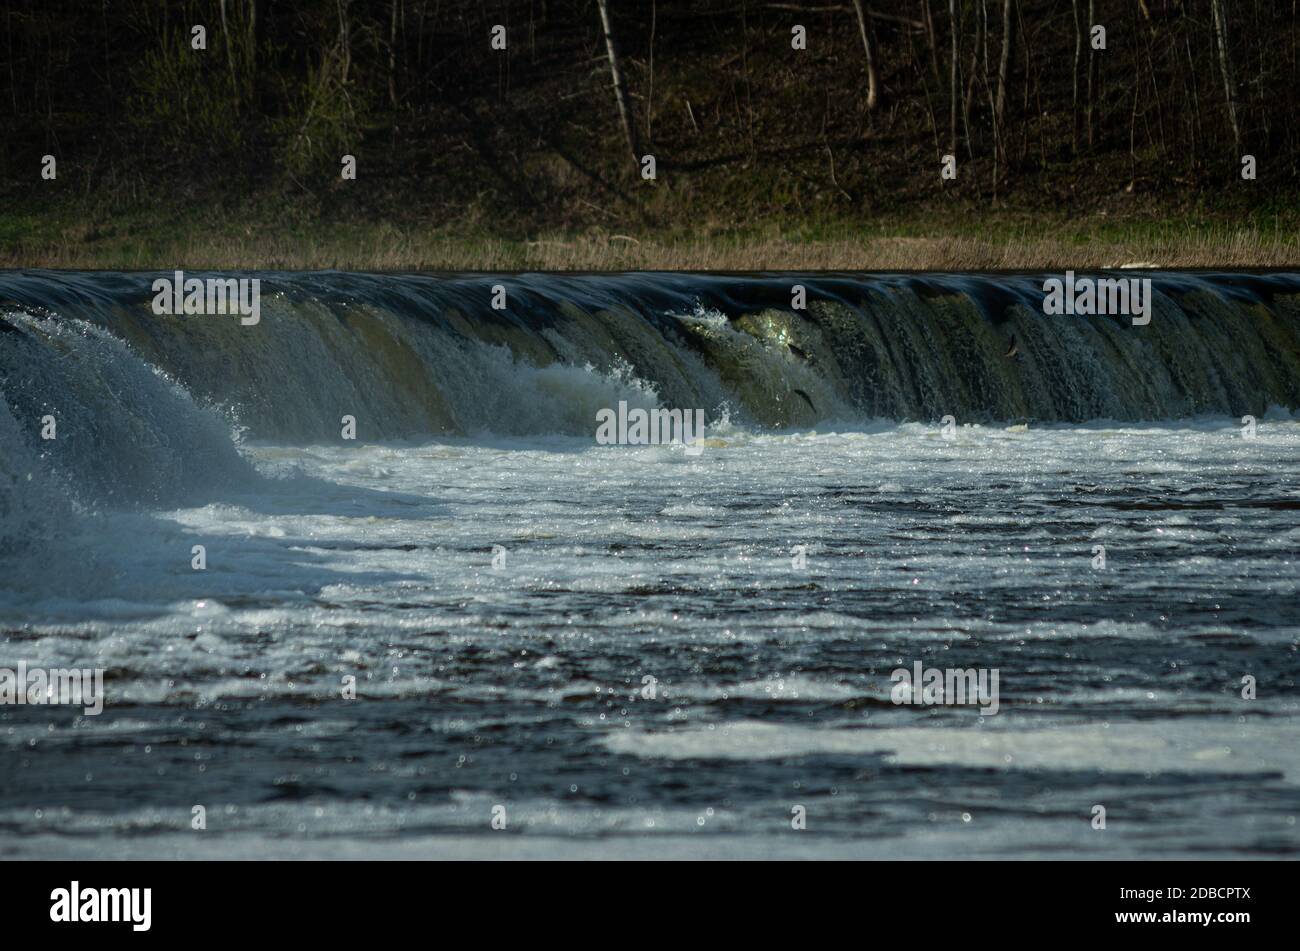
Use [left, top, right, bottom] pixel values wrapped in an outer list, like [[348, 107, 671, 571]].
[[4, 191, 1300, 271]]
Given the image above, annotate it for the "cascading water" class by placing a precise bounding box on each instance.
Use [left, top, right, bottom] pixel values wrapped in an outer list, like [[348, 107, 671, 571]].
[[4, 269, 1298, 552], [2, 270, 1299, 859], [2, 270, 1298, 450], [0, 305, 253, 555]]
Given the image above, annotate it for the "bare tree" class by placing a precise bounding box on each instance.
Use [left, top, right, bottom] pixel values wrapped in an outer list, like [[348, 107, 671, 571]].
[[1210, 0, 1242, 154], [1086, 0, 1096, 147], [982, 0, 1000, 182], [1071, 0, 1082, 153], [995, 0, 1013, 129], [850, 0, 881, 112], [219, 0, 240, 113], [922, 0, 942, 83], [388, 0, 399, 107], [595, 0, 640, 169], [337, 0, 352, 86], [245, 0, 257, 95], [216, 0, 258, 113], [949, 0, 959, 153], [963, 0, 984, 152]]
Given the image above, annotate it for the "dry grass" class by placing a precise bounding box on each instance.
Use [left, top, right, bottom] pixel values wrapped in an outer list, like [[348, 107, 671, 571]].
[[5, 226, 1300, 272]]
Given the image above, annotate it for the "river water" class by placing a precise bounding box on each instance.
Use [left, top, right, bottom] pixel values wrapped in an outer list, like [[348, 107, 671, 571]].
[[1, 271, 1297, 858]]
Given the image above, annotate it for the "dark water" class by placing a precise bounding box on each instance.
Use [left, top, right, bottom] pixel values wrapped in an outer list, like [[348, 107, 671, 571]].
[[1, 271, 1298, 858]]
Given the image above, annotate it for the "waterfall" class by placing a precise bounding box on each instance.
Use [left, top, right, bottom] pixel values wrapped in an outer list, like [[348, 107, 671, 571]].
[[2, 269, 1298, 526]]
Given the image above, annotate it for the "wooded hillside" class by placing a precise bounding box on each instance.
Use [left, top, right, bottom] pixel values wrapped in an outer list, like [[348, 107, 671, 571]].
[[3, 1, 1297, 248]]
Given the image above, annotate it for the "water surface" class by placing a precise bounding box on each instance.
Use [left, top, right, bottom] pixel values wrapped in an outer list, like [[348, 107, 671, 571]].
[[2, 271, 1298, 858]]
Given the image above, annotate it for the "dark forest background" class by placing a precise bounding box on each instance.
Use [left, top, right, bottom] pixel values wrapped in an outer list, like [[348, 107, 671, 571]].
[[2, 0, 1299, 264]]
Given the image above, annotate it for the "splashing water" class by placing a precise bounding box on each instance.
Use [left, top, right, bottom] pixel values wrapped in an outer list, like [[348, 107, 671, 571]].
[[1, 270, 1297, 859]]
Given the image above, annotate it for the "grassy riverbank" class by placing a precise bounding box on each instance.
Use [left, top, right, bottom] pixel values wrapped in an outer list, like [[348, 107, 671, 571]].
[[4, 2, 1300, 272], [4, 198, 1298, 271]]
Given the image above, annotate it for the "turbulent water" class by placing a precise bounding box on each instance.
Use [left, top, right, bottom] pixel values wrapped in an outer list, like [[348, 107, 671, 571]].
[[1, 270, 1298, 859]]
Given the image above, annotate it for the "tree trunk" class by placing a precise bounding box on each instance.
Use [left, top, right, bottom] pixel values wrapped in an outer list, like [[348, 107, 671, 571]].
[[388, 0, 399, 106], [922, 0, 942, 84], [595, 0, 639, 168], [337, 0, 352, 86], [963, 1, 983, 148], [949, 0, 958, 153], [1086, 0, 1098, 147], [1210, 0, 1242, 153], [246, 0, 257, 96], [982, 0, 1000, 180], [1071, 0, 1081, 153], [219, 0, 240, 113], [851, 0, 880, 112], [995, 0, 1012, 129]]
